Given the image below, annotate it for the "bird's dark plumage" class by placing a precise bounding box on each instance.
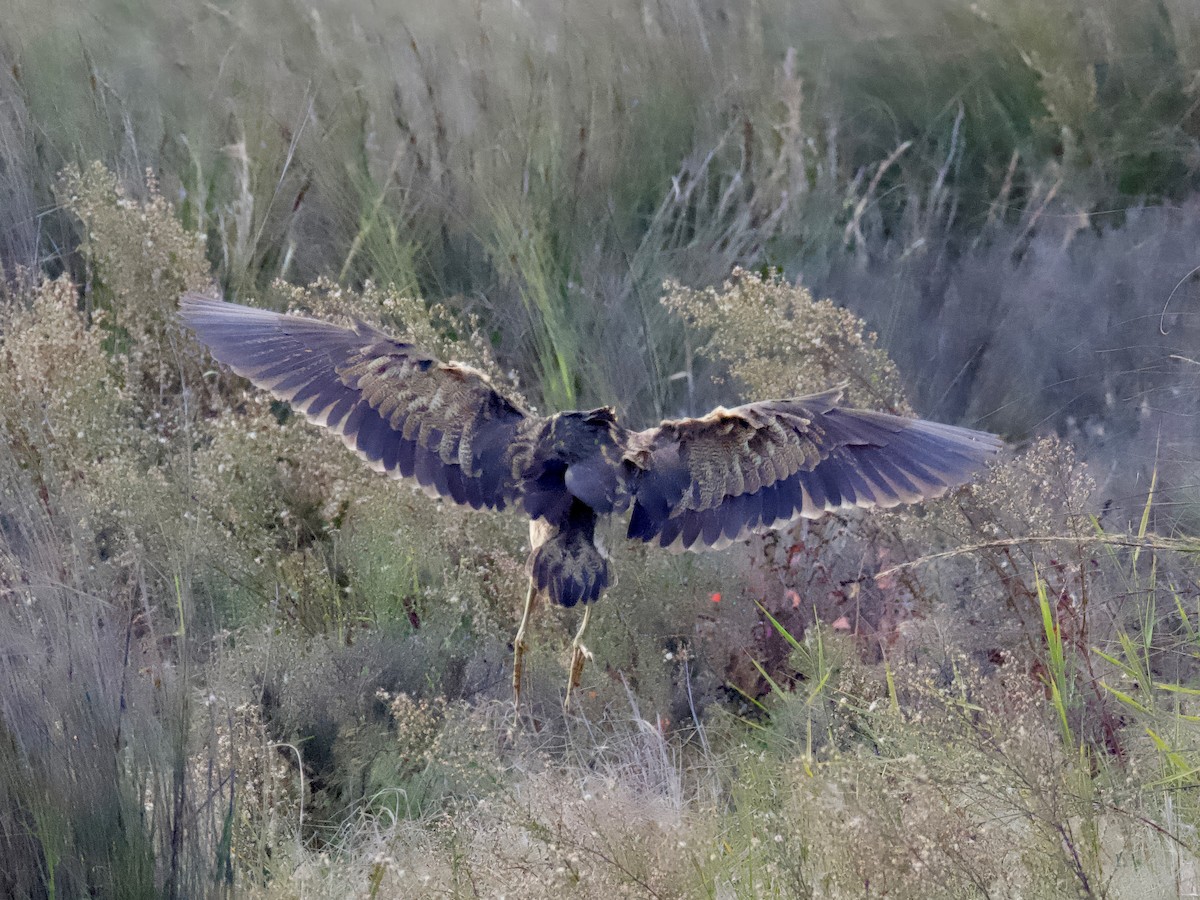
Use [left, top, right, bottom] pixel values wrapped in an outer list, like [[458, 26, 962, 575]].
[[180, 294, 1003, 610], [181, 295, 536, 512], [623, 394, 999, 551]]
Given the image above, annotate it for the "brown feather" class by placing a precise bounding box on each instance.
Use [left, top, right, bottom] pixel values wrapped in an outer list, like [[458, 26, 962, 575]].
[[526, 501, 610, 607], [624, 390, 1002, 551], [179, 293, 539, 511]]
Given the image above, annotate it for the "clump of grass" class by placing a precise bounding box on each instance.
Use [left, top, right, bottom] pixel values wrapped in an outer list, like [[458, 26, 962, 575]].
[[202, 699, 304, 885], [661, 268, 910, 413], [59, 163, 213, 425], [777, 653, 1124, 897], [0, 275, 130, 481], [0, 441, 214, 897]]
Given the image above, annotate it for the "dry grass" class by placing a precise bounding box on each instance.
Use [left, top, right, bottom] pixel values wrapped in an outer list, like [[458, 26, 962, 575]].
[[4, 1, 1200, 893], [1, 170, 1198, 898]]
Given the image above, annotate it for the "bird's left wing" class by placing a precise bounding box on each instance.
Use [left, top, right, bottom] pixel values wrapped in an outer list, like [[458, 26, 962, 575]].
[[624, 390, 1002, 550], [180, 294, 537, 510]]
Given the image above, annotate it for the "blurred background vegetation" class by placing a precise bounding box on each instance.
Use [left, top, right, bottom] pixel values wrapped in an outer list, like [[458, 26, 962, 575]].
[[5, 0, 1200, 896]]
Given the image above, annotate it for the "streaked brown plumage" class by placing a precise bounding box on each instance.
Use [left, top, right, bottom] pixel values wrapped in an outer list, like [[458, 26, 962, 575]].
[[180, 293, 1003, 703]]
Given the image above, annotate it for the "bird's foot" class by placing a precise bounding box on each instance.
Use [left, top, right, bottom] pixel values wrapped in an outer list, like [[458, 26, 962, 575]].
[[564, 642, 593, 712], [512, 635, 527, 708], [512, 581, 538, 708]]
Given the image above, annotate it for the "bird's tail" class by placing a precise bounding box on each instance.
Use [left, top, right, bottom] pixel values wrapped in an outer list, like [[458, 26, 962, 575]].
[[527, 525, 611, 608]]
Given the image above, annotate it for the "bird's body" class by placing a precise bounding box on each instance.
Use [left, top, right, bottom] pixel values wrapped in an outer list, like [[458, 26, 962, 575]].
[[180, 293, 1003, 704]]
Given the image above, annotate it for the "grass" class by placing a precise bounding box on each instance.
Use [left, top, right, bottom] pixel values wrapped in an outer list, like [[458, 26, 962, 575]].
[[5, 0, 1200, 422], [0, 172, 1198, 896], [4, 0, 1200, 895]]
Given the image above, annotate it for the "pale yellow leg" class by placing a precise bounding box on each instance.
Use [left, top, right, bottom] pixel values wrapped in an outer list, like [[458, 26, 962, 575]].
[[564, 604, 594, 711], [512, 579, 538, 706]]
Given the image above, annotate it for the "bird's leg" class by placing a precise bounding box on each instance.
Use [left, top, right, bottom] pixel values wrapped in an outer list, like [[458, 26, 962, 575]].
[[512, 578, 538, 706], [564, 604, 593, 711]]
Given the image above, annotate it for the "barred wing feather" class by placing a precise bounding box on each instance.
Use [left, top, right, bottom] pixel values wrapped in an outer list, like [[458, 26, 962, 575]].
[[180, 294, 535, 511], [625, 391, 1002, 551]]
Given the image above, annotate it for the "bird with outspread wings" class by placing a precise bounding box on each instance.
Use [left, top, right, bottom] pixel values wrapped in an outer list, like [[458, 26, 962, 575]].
[[180, 293, 1003, 707]]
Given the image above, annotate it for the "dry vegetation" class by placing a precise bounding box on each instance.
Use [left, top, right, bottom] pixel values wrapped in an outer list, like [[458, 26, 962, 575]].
[[0, 167, 1198, 899], [4, 1, 1200, 897]]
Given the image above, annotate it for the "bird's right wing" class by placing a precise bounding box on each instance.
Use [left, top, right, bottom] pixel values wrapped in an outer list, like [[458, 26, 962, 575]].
[[624, 390, 1003, 550], [180, 294, 538, 511]]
